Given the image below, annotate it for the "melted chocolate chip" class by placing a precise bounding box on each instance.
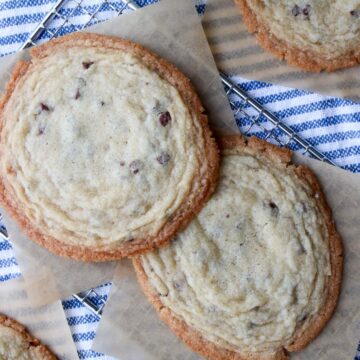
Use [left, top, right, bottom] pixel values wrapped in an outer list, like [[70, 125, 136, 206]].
[[75, 90, 81, 100], [225, 214, 230, 218], [100, 101, 105, 106], [268, 201, 279, 216], [291, 285, 298, 304], [303, 4, 311, 19], [129, 160, 143, 174], [159, 111, 171, 127], [292, 4, 311, 19], [119, 161, 126, 167], [40, 103, 50, 112], [292, 5, 300, 16], [157, 153, 171, 165], [350, 10, 359, 17], [82, 61, 94, 69]]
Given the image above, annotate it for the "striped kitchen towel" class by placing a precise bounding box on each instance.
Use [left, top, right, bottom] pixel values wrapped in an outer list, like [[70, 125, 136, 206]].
[[0, 1, 359, 359]]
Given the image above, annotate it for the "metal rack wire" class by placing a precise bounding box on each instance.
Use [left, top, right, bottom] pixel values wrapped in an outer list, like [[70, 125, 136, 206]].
[[1, 0, 336, 317]]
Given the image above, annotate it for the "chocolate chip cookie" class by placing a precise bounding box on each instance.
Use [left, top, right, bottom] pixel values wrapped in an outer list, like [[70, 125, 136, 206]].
[[134, 135, 343, 360], [0, 32, 219, 261], [236, 0, 360, 72]]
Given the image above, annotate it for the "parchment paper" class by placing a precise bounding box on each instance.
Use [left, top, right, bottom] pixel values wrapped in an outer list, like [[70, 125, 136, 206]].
[[203, 0, 360, 102], [0, 277, 78, 359], [94, 152, 360, 360], [0, 0, 236, 306], [90, 7, 360, 354]]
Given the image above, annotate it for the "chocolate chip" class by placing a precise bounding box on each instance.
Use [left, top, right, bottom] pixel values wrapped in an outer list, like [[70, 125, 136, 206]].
[[291, 285, 298, 304], [225, 214, 230, 218], [119, 161, 126, 167], [350, 10, 359, 17], [75, 90, 81, 100], [159, 111, 171, 127], [100, 101, 105, 106], [292, 4, 310, 19], [37, 127, 45, 136], [82, 61, 94, 69], [292, 5, 300, 16], [129, 160, 143, 174], [40, 103, 50, 112], [303, 4, 311, 19], [156, 153, 171, 165], [268, 201, 279, 216]]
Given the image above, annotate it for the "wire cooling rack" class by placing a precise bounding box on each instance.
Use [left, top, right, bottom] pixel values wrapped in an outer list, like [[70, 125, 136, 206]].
[[1, 0, 336, 318]]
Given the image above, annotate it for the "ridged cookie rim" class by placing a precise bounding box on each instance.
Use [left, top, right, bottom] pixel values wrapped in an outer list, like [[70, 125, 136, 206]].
[[235, 0, 360, 72], [133, 135, 343, 360], [0, 32, 219, 262]]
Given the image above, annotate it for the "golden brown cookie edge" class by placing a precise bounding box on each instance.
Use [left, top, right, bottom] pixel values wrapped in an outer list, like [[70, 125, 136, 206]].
[[0, 314, 57, 359]]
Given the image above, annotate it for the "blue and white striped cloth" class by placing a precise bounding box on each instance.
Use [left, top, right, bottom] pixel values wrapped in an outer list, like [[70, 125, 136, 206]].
[[0, 1, 359, 359]]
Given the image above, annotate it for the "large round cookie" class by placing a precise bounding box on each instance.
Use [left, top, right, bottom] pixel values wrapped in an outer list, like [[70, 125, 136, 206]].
[[0, 32, 219, 261], [0, 314, 56, 359], [235, 0, 360, 72], [133, 135, 343, 360]]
